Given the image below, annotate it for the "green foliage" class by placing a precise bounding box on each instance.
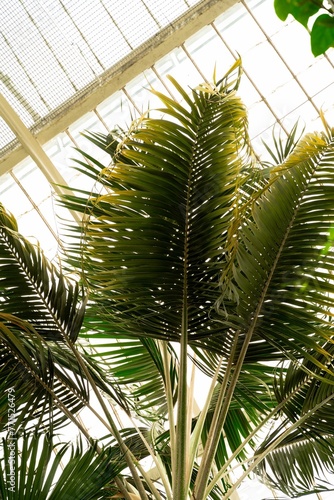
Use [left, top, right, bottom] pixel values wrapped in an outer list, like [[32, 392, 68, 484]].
[[0, 205, 123, 433], [0, 432, 120, 499], [2, 60, 334, 499], [311, 13, 334, 56], [0, 203, 85, 342], [274, 0, 334, 56]]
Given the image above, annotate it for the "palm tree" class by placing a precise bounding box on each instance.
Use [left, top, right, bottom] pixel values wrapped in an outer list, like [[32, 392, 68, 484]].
[[1, 59, 334, 499]]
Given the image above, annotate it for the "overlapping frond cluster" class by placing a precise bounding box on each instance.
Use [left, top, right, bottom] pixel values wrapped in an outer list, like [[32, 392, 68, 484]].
[[0, 204, 120, 432], [0, 204, 85, 342], [3, 58, 334, 498], [80, 61, 254, 353], [217, 129, 334, 365]]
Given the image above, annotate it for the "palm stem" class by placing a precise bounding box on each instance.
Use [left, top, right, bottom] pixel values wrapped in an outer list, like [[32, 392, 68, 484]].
[[135, 461, 163, 500], [115, 478, 138, 500], [188, 356, 224, 483], [193, 332, 239, 498], [128, 415, 172, 500], [173, 294, 189, 499], [173, 150, 192, 499], [67, 341, 150, 500], [161, 340, 176, 498]]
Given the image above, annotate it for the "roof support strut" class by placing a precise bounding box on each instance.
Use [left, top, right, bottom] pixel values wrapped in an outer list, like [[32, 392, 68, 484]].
[[0, 93, 80, 223]]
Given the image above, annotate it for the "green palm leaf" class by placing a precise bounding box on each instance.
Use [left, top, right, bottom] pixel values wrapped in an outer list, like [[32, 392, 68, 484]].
[[58, 62, 334, 498], [274, 343, 334, 428], [0, 204, 85, 342], [71, 60, 255, 358], [0, 312, 126, 433], [0, 314, 89, 432], [256, 433, 334, 498], [81, 334, 178, 420], [59, 139, 181, 420], [251, 333, 334, 496], [0, 206, 124, 432], [218, 129, 334, 367], [261, 120, 304, 167], [255, 418, 334, 497], [0, 432, 121, 500]]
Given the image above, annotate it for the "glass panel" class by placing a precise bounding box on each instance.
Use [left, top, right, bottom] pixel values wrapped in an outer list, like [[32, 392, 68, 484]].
[[248, 100, 277, 138], [0, 173, 32, 218], [184, 25, 235, 81], [17, 198, 58, 259], [270, 22, 315, 74], [281, 100, 320, 133], [312, 83, 334, 124], [246, 0, 287, 37], [266, 79, 307, 119], [242, 42, 292, 95], [215, 5, 266, 54], [298, 58, 334, 97], [13, 162, 52, 205]]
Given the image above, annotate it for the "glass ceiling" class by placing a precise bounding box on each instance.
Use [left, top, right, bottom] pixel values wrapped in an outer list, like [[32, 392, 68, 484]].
[[0, 0, 201, 155], [1, 0, 334, 263]]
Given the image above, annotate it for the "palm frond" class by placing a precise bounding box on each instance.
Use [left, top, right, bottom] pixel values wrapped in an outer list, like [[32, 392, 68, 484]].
[[0, 314, 89, 432], [66, 59, 256, 358], [80, 332, 179, 420], [0, 432, 121, 500], [0, 312, 127, 433], [218, 128, 334, 366], [255, 427, 334, 497], [0, 204, 85, 342], [261, 120, 304, 167], [252, 343, 334, 496], [273, 346, 334, 435]]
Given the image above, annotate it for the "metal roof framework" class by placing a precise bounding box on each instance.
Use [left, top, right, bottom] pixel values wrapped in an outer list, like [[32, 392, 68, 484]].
[[0, 0, 236, 173]]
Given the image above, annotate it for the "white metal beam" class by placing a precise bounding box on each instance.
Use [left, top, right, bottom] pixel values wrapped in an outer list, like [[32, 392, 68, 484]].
[[0, 93, 80, 222]]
